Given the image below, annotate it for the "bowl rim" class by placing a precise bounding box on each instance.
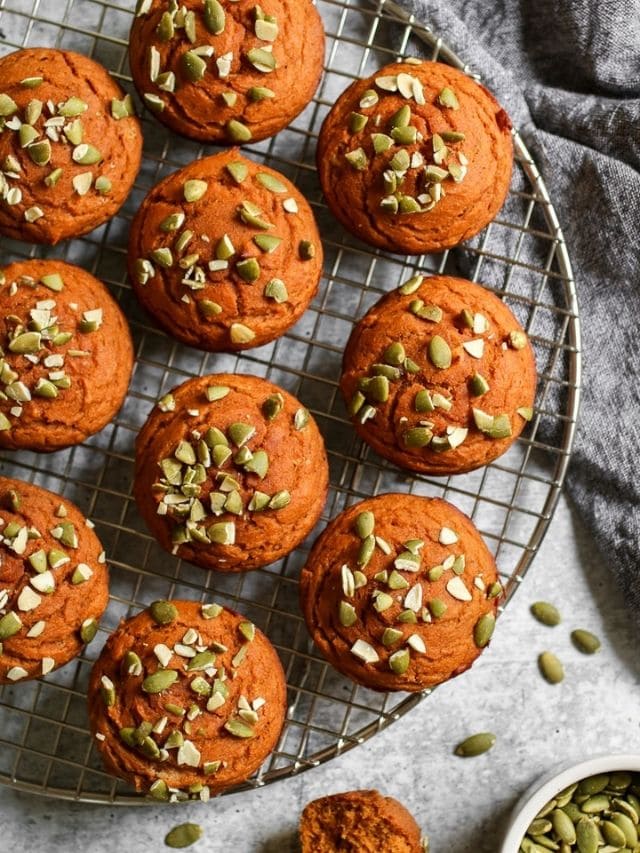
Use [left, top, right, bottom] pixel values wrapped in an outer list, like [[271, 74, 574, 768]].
[[500, 753, 640, 852]]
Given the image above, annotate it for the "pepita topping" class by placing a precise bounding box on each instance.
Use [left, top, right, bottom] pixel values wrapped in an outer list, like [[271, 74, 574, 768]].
[[0, 270, 103, 435], [0, 483, 105, 681], [330, 504, 501, 680], [345, 274, 534, 457], [96, 600, 273, 803], [134, 160, 315, 347], [342, 67, 471, 217], [135, 0, 282, 142], [152, 385, 299, 553], [0, 77, 134, 221]]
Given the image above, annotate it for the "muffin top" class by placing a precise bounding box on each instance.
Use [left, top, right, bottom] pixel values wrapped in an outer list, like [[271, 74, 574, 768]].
[[88, 599, 287, 799], [300, 494, 501, 693], [134, 373, 329, 572], [317, 59, 513, 254], [340, 274, 537, 475], [0, 259, 134, 451], [0, 48, 142, 244], [129, 150, 323, 352], [0, 476, 109, 683], [301, 790, 424, 853], [129, 0, 325, 144]]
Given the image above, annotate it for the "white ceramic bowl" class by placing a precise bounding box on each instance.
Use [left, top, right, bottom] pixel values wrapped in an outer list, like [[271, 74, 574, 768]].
[[501, 753, 640, 852]]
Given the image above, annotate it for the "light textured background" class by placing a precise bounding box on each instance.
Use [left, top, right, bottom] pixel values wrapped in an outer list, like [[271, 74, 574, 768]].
[[1, 490, 637, 853]]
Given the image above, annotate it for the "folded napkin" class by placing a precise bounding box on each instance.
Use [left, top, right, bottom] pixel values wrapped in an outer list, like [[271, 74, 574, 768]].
[[394, 0, 640, 625]]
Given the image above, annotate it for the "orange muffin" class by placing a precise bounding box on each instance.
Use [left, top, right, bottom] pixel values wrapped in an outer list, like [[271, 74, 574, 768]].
[[301, 790, 425, 853], [340, 274, 536, 475], [134, 373, 329, 572], [0, 476, 109, 684], [300, 494, 501, 693], [129, 0, 325, 144], [0, 259, 134, 452], [317, 59, 513, 254], [128, 150, 323, 352], [0, 48, 142, 244], [88, 599, 287, 800]]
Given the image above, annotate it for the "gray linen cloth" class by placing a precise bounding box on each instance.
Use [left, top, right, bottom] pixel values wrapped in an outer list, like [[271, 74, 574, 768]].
[[394, 0, 640, 625]]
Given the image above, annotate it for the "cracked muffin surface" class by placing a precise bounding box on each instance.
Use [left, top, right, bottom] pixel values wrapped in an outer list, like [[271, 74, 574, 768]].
[[340, 274, 536, 476], [134, 373, 329, 572], [0, 476, 109, 684], [300, 493, 501, 693], [0, 48, 142, 244], [317, 59, 513, 254], [88, 599, 286, 799], [129, 0, 325, 144], [0, 259, 134, 452], [128, 150, 322, 352]]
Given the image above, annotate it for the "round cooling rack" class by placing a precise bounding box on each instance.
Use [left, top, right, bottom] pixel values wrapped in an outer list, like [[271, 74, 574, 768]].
[[0, 0, 581, 804]]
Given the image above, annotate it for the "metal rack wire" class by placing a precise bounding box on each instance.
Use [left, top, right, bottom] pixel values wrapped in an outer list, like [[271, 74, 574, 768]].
[[0, 0, 580, 804]]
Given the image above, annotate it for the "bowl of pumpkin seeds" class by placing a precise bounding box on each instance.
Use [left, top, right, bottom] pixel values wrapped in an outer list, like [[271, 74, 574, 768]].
[[501, 754, 640, 852]]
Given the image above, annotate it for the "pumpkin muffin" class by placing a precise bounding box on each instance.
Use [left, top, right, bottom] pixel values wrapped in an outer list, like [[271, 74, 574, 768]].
[[300, 493, 501, 693], [129, 0, 325, 144], [0, 476, 109, 684], [0, 48, 142, 244], [340, 274, 536, 476], [88, 599, 287, 800], [134, 373, 329, 572], [301, 790, 425, 853], [128, 150, 323, 352], [0, 259, 134, 452], [317, 59, 513, 254]]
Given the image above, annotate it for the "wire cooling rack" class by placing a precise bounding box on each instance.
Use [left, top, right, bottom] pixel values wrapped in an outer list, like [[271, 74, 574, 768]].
[[0, 0, 581, 804]]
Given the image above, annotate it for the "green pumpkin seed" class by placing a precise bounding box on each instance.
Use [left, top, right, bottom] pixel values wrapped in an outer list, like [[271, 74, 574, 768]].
[[80, 618, 98, 644], [454, 732, 496, 757], [551, 809, 576, 844], [0, 611, 22, 640], [571, 629, 601, 655], [428, 335, 452, 369], [388, 649, 410, 675], [578, 774, 610, 795], [531, 601, 562, 627], [236, 257, 261, 283], [538, 651, 564, 684], [355, 510, 375, 539], [357, 534, 375, 567], [473, 613, 496, 648], [575, 817, 599, 853], [204, 0, 225, 34], [256, 172, 287, 193], [150, 600, 178, 625], [248, 86, 275, 101], [581, 793, 610, 813], [438, 87, 459, 109], [165, 823, 203, 849], [184, 180, 208, 202], [224, 719, 254, 738], [339, 601, 357, 627], [226, 162, 248, 183], [142, 669, 178, 694], [601, 820, 627, 848], [403, 427, 433, 448], [527, 818, 552, 836], [611, 812, 638, 845]]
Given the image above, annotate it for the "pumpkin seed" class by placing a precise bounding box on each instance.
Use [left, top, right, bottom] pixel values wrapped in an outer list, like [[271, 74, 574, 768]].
[[454, 732, 496, 757], [165, 823, 203, 849], [575, 817, 599, 853], [204, 0, 225, 34], [142, 669, 178, 694], [428, 335, 452, 369], [150, 600, 178, 625], [355, 511, 375, 539], [531, 601, 561, 627], [538, 651, 564, 684], [571, 628, 601, 655], [473, 613, 496, 648], [551, 808, 576, 844], [388, 649, 410, 675], [184, 180, 208, 202]]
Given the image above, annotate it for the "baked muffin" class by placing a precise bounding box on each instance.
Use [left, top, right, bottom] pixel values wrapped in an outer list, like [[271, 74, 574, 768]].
[[300, 790, 425, 853], [0, 259, 134, 452], [300, 493, 501, 693], [340, 274, 536, 476], [128, 150, 323, 352], [134, 373, 329, 572], [88, 599, 286, 800], [0, 476, 109, 684], [317, 59, 513, 254], [129, 0, 325, 144], [0, 48, 142, 244]]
